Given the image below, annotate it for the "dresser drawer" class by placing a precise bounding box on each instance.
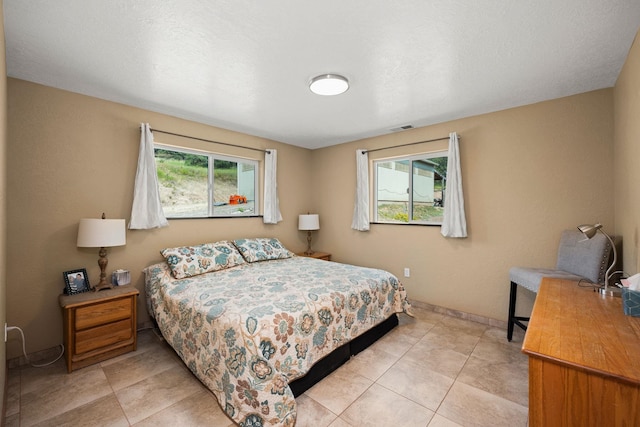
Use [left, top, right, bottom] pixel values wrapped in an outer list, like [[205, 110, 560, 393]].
[[75, 298, 132, 330], [75, 318, 132, 354]]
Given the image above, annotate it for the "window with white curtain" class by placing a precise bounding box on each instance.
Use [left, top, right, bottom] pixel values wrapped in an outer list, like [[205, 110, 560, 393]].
[[154, 144, 259, 218], [373, 150, 448, 225]]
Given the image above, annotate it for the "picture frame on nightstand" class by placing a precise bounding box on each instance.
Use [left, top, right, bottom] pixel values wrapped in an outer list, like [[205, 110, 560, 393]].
[[63, 268, 91, 295]]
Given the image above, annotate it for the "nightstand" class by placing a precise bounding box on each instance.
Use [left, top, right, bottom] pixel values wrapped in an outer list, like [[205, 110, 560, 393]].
[[296, 251, 331, 261], [59, 286, 139, 373]]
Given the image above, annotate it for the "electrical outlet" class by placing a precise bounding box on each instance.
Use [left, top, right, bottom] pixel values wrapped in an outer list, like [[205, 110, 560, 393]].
[[404, 268, 410, 278]]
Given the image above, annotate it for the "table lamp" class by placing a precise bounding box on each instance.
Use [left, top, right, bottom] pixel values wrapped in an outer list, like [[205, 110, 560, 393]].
[[77, 213, 126, 291], [298, 214, 320, 255], [577, 223, 618, 297]]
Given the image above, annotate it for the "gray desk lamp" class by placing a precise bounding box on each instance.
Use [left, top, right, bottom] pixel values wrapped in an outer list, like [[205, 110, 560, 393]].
[[577, 223, 618, 297]]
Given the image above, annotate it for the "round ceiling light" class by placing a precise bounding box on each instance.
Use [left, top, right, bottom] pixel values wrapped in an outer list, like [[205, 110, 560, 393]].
[[309, 74, 349, 96]]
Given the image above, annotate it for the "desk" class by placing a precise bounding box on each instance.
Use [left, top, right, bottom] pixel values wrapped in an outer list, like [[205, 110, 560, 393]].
[[522, 278, 640, 426]]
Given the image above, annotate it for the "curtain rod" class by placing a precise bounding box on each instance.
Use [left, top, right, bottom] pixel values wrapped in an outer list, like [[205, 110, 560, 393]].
[[363, 135, 455, 155], [148, 128, 271, 154]]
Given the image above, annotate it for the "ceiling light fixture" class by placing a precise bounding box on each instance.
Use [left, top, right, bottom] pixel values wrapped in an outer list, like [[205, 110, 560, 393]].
[[309, 74, 349, 96]]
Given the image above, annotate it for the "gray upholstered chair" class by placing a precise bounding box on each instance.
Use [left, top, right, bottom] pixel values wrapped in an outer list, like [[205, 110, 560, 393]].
[[507, 229, 611, 341]]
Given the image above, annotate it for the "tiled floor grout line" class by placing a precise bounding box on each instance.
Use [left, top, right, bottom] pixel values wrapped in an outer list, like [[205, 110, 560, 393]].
[[305, 315, 439, 426], [367, 315, 466, 425], [105, 368, 133, 426], [426, 322, 487, 423]]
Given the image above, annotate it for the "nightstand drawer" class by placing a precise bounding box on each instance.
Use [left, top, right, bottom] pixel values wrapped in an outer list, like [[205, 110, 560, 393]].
[[75, 318, 132, 354], [75, 298, 132, 330]]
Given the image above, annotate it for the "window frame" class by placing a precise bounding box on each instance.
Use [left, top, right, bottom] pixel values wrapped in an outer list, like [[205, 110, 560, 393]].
[[372, 150, 448, 226], [154, 143, 260, 219]]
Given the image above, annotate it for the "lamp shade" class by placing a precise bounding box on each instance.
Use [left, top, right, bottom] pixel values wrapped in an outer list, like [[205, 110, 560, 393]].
[[77, 218, 126, 247], [577, 223, 602, 239], [298, 214, 320, 231]]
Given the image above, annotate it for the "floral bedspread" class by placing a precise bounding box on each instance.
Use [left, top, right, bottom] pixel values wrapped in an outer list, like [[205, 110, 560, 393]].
[[144, 256, 411, 426]]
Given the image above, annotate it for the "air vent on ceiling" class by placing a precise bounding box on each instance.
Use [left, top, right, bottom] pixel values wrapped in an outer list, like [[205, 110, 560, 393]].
[[389, 124, 414, 132]]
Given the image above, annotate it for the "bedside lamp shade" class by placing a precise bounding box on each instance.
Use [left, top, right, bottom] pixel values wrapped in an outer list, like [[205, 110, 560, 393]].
[[298, 214, 320, 231], [77, 214, 126, 291], [77, 219, 126, 248], [299, 214, 320, 255]]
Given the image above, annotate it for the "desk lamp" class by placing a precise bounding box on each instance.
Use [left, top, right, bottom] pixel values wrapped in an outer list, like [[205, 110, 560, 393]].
[[577, 223, 618, 297]]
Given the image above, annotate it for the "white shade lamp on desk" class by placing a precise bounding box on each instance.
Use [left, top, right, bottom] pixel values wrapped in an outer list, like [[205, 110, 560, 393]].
[[298, 214, 320, 255], [77, 213, 126, 291]]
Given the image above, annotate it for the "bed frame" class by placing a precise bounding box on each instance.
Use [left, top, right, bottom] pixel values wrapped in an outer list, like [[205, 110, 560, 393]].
[[289, 313, 399, 396]]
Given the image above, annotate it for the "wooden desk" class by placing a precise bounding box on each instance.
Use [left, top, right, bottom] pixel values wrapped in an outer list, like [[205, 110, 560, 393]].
[[522, 278, 640, 426]]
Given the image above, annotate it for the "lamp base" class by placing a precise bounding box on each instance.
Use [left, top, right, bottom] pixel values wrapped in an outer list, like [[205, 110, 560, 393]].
[[92, 281, 114, 292], [598, 286, 622, 298], [94, 246, 114, 291], [304, 230, 314, 256]]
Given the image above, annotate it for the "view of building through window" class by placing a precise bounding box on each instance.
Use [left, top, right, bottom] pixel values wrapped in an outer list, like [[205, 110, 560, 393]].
[[374, 151, 448, 224], [154, 145, 258, 218]]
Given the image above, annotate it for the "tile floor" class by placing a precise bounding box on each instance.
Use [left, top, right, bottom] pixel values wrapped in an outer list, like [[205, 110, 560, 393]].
[[3, 307, 529, 426]]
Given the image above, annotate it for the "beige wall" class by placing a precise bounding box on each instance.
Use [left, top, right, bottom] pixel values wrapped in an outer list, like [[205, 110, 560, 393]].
[[614, 30, 640, 275], [6, 79, 314, 358], [312, 89, 614, 320], [1, 0, 8, 413]]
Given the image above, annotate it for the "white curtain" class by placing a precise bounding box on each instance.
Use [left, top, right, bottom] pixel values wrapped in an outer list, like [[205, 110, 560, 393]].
[[441, 132, 467, 238], [263, 149, 282, 224], [351, 149, 370, 231], [129, 123, 169, 229]]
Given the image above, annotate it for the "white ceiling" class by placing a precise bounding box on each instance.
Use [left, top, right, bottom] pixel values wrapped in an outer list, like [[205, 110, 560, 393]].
[[4, 1, 640, 149]]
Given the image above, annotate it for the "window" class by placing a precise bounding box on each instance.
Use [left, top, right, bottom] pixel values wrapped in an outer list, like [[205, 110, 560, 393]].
[[154, 144, 258, 218], [373, 151, 448, 225]]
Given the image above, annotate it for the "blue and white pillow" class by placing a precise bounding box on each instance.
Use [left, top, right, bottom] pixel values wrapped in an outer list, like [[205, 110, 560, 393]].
[[160, 240, 246, 279], [232, 238, 293, 263]]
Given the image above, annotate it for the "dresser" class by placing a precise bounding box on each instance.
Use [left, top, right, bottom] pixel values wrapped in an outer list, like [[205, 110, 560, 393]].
[[522, 277, 640, 426], [59, 286, 139, 372]]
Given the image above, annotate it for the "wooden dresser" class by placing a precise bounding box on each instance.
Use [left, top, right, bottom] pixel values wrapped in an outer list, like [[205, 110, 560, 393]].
[[59, 286, 139, 372], [522, 277, 640, 426]]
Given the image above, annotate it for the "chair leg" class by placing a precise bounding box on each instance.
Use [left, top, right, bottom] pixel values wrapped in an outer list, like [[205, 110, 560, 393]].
[[507, 281, 517, 341], [508, 281, 531, 341]]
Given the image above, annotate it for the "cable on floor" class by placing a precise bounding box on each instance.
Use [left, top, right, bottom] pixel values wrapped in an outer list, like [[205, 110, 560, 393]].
[[6, 326, 64, 367]]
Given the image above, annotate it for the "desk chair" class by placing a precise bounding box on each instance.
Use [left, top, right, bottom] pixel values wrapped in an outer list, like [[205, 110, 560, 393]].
[[507, 229, 611, 341]]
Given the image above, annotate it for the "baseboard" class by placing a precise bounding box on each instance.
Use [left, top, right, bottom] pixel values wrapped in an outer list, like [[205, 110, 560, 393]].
[[6, 345, 64, 370], [7, 321, 156, 369], [409, 299, 507, 330]]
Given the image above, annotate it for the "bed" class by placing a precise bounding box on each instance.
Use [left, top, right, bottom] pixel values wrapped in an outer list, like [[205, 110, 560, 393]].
[[144, 238, 412, 426]]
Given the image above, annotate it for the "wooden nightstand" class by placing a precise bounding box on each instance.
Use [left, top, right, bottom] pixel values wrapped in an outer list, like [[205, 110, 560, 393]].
[[296, 251, 331, 261], [59, 286, 139, 373]]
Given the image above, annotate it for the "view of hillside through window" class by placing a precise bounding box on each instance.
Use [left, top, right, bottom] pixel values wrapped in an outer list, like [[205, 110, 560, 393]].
[[154, 147, 257, 218]]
